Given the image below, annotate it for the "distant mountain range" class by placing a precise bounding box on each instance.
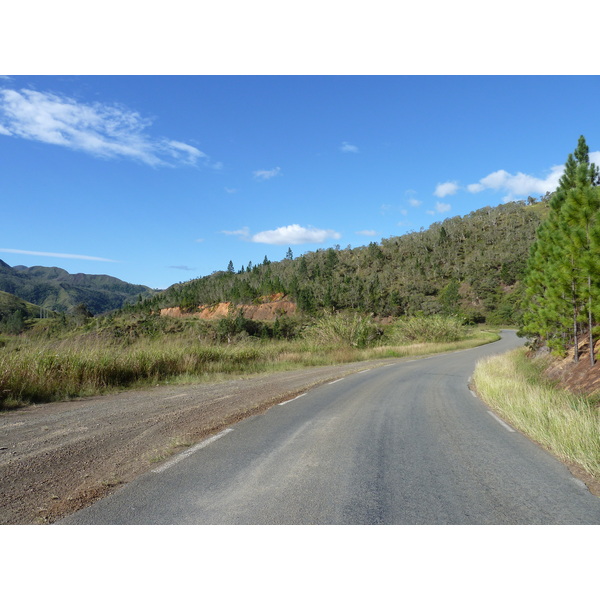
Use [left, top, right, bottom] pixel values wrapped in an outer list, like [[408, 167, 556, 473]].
[[0, 260, 157, 315]]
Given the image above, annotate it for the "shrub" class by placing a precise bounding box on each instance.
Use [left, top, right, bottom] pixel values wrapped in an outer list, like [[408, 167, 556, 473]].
[[304, 312, 381, 348], [389, 315, 469, 344]]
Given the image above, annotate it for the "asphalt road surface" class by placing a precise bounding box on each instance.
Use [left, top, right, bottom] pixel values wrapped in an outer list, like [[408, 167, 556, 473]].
[[59, 331, 600, 524]]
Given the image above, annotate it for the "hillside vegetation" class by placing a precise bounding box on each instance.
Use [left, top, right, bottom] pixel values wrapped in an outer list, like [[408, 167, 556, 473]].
[[137, 199, 546, 325]]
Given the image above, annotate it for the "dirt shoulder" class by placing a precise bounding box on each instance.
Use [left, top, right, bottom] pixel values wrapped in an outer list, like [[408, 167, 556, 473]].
[[0, 358, 400, 525]]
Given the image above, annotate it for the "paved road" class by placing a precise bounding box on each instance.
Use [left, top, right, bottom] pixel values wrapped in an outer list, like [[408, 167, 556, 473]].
[[59, 331, 600, 524]]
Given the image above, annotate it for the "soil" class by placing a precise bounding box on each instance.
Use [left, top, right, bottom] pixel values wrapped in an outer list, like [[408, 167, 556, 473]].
[[543, 338, 600, 396], [0, 358, 398, 525], [160, 293, 297, 321]]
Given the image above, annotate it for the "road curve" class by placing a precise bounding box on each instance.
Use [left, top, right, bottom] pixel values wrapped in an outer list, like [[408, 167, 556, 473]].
[[59, 331, 600, 524]]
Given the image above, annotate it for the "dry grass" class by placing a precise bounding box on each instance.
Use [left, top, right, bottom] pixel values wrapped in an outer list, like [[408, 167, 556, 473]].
[[472, 348, 600, 478], [0, 324, 498, 409]]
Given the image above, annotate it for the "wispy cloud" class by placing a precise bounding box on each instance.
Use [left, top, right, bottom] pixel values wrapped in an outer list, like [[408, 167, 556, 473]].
[[434, 181, 459, 198], [467, 166, 563, 202], [356, 229, 377, 236], [253, 166, 281, 180], [169, 265, 196, 271], [0, 88, 211, 167], [222, 226, 250, 239], [408, 198, 422, 207], [0, 248, 118, 262], [340, 141, 359, 153]]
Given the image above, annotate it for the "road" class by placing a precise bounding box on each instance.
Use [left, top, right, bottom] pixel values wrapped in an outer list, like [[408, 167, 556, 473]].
[[58, 331, 600, 524]]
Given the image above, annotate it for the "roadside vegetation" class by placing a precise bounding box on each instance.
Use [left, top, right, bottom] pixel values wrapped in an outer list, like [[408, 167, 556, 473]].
[[472, 348, 600, 479], [0, 311, 497, 409]]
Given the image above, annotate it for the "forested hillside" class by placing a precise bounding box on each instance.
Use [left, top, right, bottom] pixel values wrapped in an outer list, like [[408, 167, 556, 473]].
[[136, 199, 547, 325], [0, 261, 157, 315]]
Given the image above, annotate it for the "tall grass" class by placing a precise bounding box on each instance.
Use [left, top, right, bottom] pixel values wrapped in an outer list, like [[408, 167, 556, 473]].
[[1, 314, 494, 409], [472, 348, 600, 478], [388, 314, 469, 344], [303, 312, 381, 348]]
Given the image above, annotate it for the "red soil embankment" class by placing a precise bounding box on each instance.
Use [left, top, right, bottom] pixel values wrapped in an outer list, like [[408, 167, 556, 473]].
[[159, 293, 297, 322]]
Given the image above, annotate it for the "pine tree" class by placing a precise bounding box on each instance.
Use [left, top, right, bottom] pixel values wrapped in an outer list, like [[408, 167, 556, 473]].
[[561, 164, 600, 364], [522, 136, 600, 361]]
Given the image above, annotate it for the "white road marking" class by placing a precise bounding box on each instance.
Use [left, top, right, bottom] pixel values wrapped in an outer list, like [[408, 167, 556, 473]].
[[487, 411, 515, 432], [279, 393, 306, 406], [151, 428, 233, 474], [328, 378, 345, 385]]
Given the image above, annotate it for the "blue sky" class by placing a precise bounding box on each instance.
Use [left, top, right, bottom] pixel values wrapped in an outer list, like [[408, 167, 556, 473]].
[[1, 75, 599, 290]]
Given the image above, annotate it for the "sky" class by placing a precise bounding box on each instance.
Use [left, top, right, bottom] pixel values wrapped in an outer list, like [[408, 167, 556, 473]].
[[1, 74, 599, 290]]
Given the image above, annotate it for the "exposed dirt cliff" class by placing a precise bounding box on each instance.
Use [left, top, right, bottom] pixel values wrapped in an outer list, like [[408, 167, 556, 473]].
[[159, 293, 297, 321]]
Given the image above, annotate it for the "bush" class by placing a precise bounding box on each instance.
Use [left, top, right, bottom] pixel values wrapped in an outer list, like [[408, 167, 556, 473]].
[[304, 312, 381, 348], [389, 315, 469, 344]]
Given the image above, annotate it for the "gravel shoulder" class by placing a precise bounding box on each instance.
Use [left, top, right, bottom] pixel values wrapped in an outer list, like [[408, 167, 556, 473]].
[[0, 358, 400, 524]]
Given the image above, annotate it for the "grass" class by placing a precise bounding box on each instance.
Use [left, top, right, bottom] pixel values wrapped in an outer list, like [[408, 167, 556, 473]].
[[472, 347, 600, 478], [0, 315, 498, 410]]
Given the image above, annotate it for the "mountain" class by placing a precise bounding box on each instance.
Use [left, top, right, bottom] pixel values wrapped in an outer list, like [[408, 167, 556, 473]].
[[0, 260, 157, 315], [140, 199, 548, 325]]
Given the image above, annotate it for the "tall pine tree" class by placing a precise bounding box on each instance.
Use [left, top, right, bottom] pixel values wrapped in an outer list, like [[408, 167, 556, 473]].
[[522, 136, 600, 362]]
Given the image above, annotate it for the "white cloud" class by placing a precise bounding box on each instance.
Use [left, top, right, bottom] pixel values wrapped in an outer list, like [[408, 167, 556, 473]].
[[426, 210, 435, 215], [590, 151, 600, 166], [467, 182, 485, 193], [0, 248, 118, 262], [222, 227, 250, 239], [408, 198, 422, 207], [356, 229, 377, 236], [467, 165, 564, 202], [253, 166, 281, 180], [0, 88, 209, 167], [251, 224, 342, 245], [434, 181, 459, 198], [340, 141, 358, 153], [169, 265, 195, 271], [435, 201, 451, 213]]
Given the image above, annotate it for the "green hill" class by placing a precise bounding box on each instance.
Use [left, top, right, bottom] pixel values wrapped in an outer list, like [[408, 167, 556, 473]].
[[138, 199, 548, 325], [0, 290, 55, 320], [0, 261, 158, 315]]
